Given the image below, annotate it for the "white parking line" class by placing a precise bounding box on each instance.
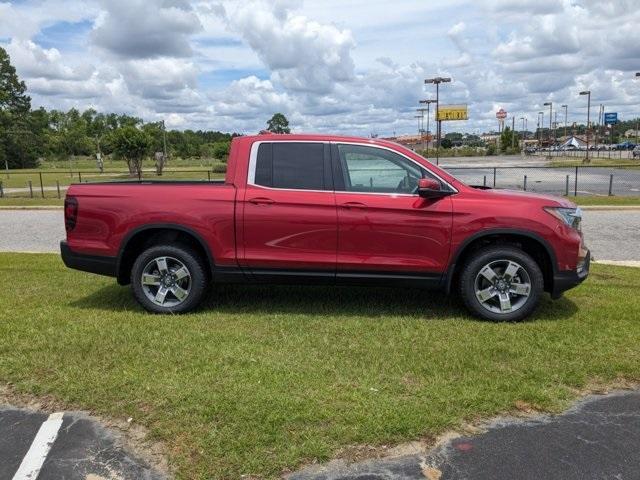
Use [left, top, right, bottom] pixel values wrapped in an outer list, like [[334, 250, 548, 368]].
[[12, 412, 64, 480]]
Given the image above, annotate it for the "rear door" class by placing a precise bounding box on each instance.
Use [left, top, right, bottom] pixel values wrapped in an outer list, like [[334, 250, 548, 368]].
[[240, 141, 337, 276], [333, 143, 453, 279]]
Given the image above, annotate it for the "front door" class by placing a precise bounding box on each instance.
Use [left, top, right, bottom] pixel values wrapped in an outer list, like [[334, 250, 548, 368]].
[[241, 141, 337, 274], [333, 143, 453, 277]]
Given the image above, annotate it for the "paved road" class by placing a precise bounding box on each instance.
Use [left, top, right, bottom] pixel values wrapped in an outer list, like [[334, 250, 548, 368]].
[[290, 390, 640, 480], [1, 209, 638, 262], [0, 407, 164, 479]]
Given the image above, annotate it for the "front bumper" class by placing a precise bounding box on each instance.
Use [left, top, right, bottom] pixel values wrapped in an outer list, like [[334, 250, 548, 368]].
[[551, 249, 590, 299], [60, 241, 117, 277]]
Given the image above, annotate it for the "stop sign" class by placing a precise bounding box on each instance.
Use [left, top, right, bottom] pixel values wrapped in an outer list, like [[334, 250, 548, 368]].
[[496, 108, 507, 119]]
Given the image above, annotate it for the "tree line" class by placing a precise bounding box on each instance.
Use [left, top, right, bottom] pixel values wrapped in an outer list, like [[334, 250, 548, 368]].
[[0, 46, 240, 172]]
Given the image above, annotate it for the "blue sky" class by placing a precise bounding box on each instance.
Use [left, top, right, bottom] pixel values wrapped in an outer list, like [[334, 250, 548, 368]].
[[1, 0, 639, 135]]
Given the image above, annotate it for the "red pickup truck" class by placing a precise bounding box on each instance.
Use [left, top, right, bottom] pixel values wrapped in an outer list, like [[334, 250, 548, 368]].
[[61, 134, 589, 321]]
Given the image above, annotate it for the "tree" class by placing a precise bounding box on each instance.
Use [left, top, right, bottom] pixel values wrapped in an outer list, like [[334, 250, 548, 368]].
[[109, 126, 152, 177], [440, 138, 453, 149], [266, 113, 290, 134], [499, 126, 519, 153], [212, 141, 230, 162], [0, 46, 36, 168]]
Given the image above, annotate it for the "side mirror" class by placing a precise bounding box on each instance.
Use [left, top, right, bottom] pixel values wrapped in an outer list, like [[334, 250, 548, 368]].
[[418, 178, 448, 198]]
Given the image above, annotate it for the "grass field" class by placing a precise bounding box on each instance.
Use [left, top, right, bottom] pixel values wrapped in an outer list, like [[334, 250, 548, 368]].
[[0, 253, 639, 478]]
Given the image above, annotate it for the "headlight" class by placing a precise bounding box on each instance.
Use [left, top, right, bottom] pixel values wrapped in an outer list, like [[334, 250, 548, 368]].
[[544, 207, 582, 230]]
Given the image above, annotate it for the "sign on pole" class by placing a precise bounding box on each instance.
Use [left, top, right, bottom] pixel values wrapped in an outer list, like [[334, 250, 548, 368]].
[[496, 108, 507, 120], [437, 104, 468, 121], [604, 112, 618, 125]]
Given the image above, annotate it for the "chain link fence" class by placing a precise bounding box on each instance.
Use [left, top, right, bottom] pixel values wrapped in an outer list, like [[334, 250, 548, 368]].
[[445, 165, 640, 197], [1, 165, 639, 199], [0, 169, 224, 199]]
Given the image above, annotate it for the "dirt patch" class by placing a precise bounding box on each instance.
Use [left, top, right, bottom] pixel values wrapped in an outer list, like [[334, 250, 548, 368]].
[[0, 383, 171, 478]]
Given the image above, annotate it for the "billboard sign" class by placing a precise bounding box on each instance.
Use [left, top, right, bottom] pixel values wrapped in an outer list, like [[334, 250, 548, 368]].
[[604, 112, 618, 125], [496, 108, 507, 120], [437, 104, 468, 121]]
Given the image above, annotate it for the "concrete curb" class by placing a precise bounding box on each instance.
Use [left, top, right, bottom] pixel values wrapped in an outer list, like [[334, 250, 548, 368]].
[[580, 205, 640, 211], [0, 206, 63, 210], [593, 260, 640, 268]]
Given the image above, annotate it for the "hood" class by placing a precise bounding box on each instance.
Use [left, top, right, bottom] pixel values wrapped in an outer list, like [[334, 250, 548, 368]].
[[480, 187, 577, 208]]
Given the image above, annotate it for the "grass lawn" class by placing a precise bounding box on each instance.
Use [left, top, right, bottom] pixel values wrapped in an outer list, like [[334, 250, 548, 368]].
[[0, 197, 64, 207], [0, 254, 639, 478], [549, 156, 638, 167], [572, 196, 640, 206]]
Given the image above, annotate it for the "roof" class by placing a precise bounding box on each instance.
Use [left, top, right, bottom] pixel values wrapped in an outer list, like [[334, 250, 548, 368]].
[[232, 133, 406, 149]]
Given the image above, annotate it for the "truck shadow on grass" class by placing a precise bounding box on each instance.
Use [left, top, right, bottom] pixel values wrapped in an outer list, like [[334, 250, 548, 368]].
[[71, 283, 579, 322]]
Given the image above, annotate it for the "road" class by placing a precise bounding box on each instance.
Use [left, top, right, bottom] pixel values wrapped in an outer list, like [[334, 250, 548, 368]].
[[290, 390, 640, 480], [1, 208, 638, 262]]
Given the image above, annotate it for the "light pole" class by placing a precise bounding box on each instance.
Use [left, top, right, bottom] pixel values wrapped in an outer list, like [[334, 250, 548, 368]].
[[416, 107, 429, 153], [579, 90, 591, 163], [543, 102, 553, 149], [520, 117, 526, 150], [561, 104, 568, 140], [424, 77, 451, 165], [537, 111, 544, 147], [419, 99, 435, 156]]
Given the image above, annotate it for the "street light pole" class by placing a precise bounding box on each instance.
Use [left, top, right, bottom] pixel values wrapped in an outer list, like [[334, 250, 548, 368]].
[[520, 117, 525, 151], [424, 77, 451, 165], [416, 107, 429, 153], [537, 111, 544, 147], [579, 90, 591, 163], [544, 102, 553, 149], [561, 104, 568, 140], [419, 99, 435, 157]]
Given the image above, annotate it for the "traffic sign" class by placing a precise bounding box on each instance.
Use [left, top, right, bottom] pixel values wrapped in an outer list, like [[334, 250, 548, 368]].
[[604, 112, 618, 125], [496, 108, 507, 120]]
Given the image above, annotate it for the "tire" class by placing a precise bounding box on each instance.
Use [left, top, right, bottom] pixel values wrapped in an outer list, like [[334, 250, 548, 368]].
[[130, 244, 208, 314], [459, 246, 544, 322]]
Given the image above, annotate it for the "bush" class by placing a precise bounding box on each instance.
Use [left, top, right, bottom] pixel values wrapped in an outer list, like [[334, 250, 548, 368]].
[[211, 163, 227, 174]]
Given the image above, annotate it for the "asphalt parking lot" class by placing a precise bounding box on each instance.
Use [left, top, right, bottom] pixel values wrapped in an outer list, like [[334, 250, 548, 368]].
[[1, 208, 638, 262], [290, 390, 640, 480], [0, 407, 164, 480]]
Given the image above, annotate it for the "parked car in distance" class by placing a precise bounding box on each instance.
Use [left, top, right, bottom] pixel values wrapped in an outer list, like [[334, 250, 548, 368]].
[[61, 134, 590, 322]]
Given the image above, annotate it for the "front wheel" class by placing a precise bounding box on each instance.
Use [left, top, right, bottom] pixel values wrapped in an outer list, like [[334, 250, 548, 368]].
[[459, 246, 544, 322], [131, 244, 208, 314]]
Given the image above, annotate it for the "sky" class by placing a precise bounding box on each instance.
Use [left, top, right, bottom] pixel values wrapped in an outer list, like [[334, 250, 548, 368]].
[[1, 0, 639, 136]]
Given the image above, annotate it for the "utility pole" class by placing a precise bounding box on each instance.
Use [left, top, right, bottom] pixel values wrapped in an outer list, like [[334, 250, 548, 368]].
[[579, 90, 591, 163], [424, 77, 451, 165], [416, 108, 429, 153], [419, 99, 435, 156], [520, 117, 526, 150], [561, 104, 568, 140], [537, 111, 544, 147], [544, 102, 553, 154]]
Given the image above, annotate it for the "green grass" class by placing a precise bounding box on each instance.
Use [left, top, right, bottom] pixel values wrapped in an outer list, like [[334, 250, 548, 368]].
[[0, 197, 63, 207], [549, 156, 638, 167], [0, 254, 639, 478], [572, 196, 640, 206]]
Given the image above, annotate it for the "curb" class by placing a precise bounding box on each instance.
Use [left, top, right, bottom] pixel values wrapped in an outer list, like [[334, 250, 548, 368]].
[[593, 260, 640, 268], [580, 205, 640, 211], [0, 206, 63, 210]]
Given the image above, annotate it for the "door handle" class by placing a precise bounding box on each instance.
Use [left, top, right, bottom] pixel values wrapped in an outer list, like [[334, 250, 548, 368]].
[[339, 201, 367, 209], [248, 197, 275, 205]]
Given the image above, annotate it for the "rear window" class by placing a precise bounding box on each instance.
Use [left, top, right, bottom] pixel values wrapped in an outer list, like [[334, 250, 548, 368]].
[[254, 142, 325, 190]]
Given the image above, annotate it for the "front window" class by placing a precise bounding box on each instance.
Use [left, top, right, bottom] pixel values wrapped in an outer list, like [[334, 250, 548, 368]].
[[337, 144, 441, 194]]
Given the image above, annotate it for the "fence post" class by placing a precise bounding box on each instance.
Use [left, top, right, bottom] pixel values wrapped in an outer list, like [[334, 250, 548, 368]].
[[608, 174, 614, 196], [565, 175, 569, 196], [28, 180, 33, 198], [56, 181, 61, 199], [39, 172, 45, 198], [78, 171, 82, 183], [0, 181, 3, 198], [493, 167, 497, 187], [208, 171, 211, 182], [523, 175, 527, 191], [574, 166, 578, 196], [483, 175, 487, 187], [138, 169, 142, 182]]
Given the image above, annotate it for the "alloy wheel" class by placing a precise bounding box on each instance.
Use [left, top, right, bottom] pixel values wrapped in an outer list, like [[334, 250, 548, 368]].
[[474, 259, 531, 314], [140, 256, 192, 307]]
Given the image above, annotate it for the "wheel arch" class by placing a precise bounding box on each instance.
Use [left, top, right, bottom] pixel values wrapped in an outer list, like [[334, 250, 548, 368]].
[[444, 229, 557, 294], [116, 224, 215, 285]]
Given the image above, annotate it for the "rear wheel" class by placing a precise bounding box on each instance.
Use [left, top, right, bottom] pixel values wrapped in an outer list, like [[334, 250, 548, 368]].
[[131, 244, 208, 313], [459, 246, 543, 322]]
